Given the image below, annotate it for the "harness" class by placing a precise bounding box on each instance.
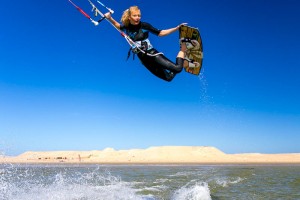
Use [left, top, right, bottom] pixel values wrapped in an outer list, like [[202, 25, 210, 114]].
[[125, 29, 163, 60]]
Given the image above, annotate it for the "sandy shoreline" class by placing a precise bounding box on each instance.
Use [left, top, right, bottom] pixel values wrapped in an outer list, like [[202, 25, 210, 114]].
[[1, 146, 300, 165]]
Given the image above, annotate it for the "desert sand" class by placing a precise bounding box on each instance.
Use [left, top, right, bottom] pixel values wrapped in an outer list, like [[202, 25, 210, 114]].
[[1, 146, 300, 164]]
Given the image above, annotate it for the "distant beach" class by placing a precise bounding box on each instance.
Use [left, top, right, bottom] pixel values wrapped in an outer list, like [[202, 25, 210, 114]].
[[1, 146, 300, 165]]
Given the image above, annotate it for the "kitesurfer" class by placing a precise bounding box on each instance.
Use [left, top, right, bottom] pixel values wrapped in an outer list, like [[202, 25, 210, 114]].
[[104, 6, 199, 82]]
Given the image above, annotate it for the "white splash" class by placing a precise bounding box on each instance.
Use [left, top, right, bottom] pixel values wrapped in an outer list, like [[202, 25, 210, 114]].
[[0, 166, 145, 200], [216, 177, 245, 187], [172, 182, 212, 200]]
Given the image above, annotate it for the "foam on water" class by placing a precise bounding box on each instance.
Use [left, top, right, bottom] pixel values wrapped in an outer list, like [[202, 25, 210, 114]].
[[215, 177, 245, 187], [172, 182, 211, 200]]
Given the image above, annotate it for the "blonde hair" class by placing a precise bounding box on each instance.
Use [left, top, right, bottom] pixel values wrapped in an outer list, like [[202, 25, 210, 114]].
[[121, 6, 141, 27]]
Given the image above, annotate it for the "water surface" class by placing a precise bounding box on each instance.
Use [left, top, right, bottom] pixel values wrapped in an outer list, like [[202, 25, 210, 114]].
[[1, 164, 299, 199]]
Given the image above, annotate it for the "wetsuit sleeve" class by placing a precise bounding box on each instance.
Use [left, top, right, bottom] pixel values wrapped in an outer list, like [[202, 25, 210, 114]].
[[120, 24, 125, 31], [142, 22, 161, 36]]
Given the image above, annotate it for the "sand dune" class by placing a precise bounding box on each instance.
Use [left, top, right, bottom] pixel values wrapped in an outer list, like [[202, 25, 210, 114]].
[[1, 146, 300, 164]]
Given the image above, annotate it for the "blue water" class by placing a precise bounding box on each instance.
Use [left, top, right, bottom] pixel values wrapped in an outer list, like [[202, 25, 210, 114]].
[[1, 164, 300, 199]]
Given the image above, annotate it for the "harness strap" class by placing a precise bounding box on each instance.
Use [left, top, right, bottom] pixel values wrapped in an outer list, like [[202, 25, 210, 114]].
[[127, 48, 136, 60], [125, 37, 163, 60], [126, 48, 163, 61]]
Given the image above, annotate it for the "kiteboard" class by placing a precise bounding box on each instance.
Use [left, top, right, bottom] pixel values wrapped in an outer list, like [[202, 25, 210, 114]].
[[179, 25, 203, 75]]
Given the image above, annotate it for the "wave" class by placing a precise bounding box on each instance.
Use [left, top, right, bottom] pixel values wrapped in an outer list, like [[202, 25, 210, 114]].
[[1, 164, 213, 200], [172, 182, 211, 200], [215, 177, 245, 187]]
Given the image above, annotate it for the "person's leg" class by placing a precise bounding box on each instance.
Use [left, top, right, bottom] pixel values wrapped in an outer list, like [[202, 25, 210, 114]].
[[138, 52, 175, 82], [154, 54, 183, 73]]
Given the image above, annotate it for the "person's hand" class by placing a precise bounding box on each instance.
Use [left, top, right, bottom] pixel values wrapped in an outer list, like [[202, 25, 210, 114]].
[[177, 23, 188, 29], [104, 12, 112, 19]]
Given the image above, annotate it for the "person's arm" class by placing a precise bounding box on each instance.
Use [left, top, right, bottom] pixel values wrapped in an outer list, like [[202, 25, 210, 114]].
[[158, 23, 187, 36], [104, 12, 121, 29]]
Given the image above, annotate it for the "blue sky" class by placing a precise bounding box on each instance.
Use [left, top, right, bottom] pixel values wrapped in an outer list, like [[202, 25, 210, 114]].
[[1, 0, 299, 155]]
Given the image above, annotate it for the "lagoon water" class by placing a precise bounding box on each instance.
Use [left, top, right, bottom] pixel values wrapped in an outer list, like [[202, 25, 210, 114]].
[[1, 164, 300, 200]]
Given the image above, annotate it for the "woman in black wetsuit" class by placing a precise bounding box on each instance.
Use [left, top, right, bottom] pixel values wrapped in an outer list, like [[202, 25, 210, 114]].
[[104, 6, 199, 82]]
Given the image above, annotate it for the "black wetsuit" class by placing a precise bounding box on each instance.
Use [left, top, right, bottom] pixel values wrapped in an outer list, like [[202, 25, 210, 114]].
[[121, 22, 184, 82]]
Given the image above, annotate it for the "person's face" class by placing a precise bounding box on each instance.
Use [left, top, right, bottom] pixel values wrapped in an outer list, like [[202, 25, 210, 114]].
[[129, 9, 141, 25]]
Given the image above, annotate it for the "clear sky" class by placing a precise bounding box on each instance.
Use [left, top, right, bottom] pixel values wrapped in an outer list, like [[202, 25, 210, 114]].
[[1, 0, 299, 155]]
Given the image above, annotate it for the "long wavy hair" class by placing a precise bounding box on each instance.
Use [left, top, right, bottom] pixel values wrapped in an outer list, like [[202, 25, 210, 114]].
[[121, 6, 141, 27]]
